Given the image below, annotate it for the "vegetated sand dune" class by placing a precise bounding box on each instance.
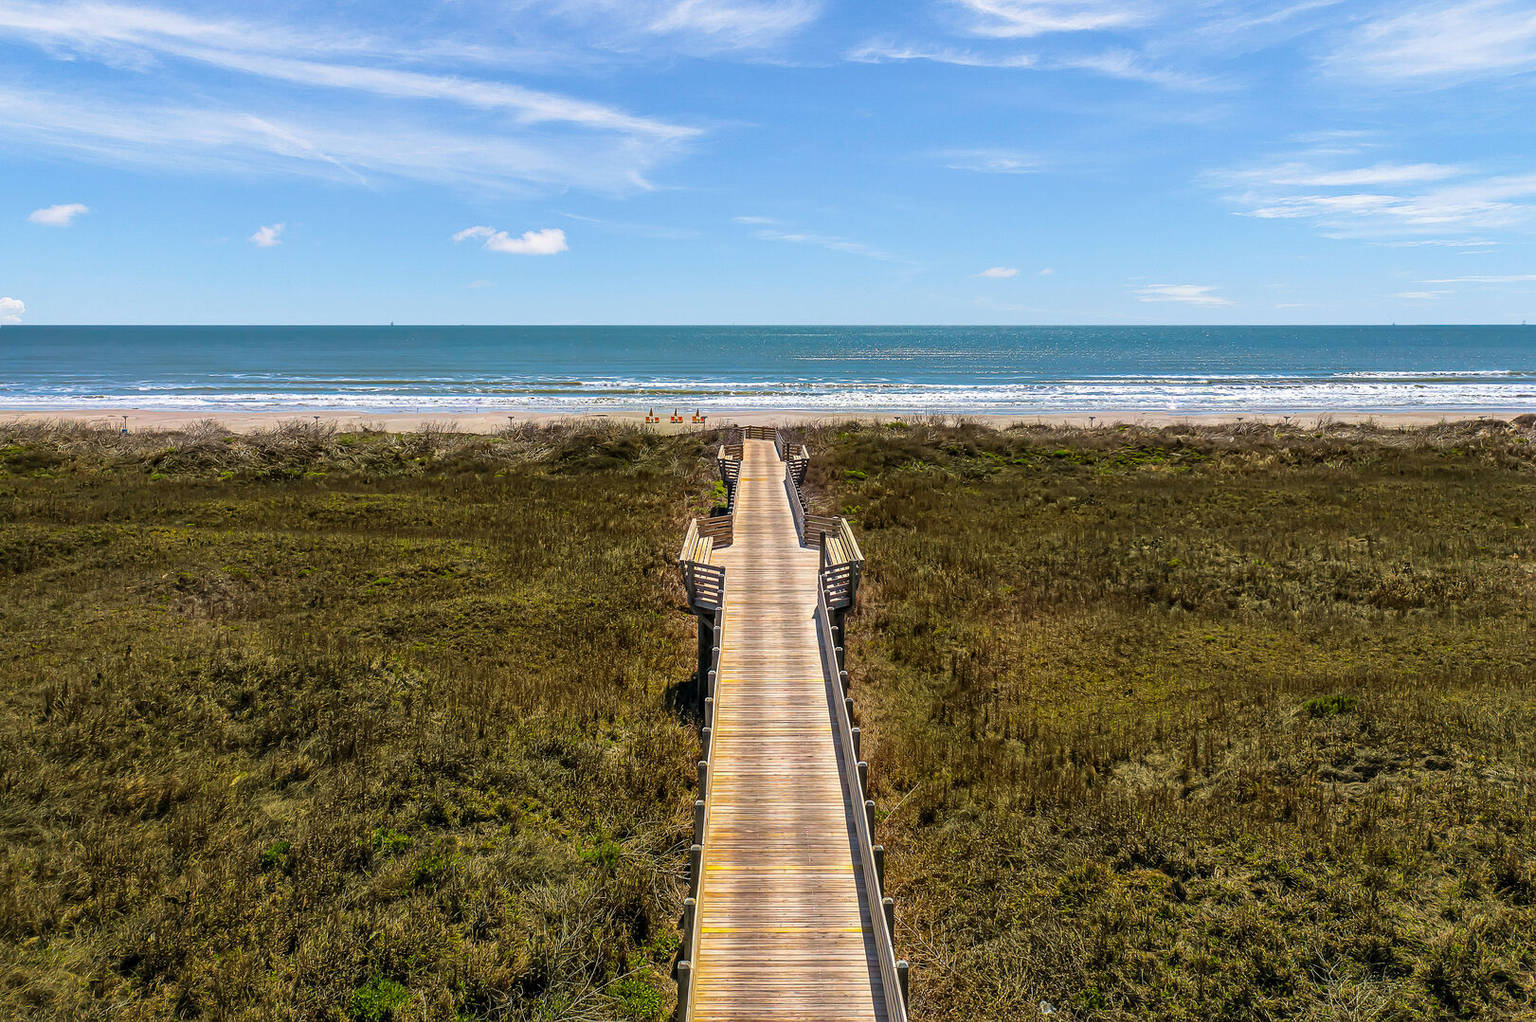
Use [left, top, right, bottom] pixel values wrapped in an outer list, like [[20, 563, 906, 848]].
[[801, 417, 1536, 1021], [1, 416, 1533, 1019], [0, 421, 710, 1021]]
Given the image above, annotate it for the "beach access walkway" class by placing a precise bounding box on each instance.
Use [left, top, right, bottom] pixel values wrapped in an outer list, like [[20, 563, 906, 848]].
[[676, 428, 907, 1022]]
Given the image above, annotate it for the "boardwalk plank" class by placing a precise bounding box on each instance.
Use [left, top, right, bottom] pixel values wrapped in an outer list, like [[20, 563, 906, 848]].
[[693, 438, 887, 1022]]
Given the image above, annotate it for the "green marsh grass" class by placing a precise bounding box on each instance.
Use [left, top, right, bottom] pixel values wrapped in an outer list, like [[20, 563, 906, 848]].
[[0, 420, 719, 1021], [4, 416, 1535, 1019], [805, 417, 1536, 1021]]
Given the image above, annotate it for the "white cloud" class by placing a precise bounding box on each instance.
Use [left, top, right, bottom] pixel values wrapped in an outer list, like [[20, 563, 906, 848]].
[[0, 297, 23, 324], [939, 148, 1041, 174], [1039, 266, 1055, 275], [732, 215, 777, 224], [1393, 290, 1450, 299], [1133, 283, 1233, 306], [977, 266, 1019, 277], [249, 223, 284, 247], [952, 0, 1148, 38], [1329, 0, 1536, 83], [28, 202, 89, 226], [454, 225, 569, 255]]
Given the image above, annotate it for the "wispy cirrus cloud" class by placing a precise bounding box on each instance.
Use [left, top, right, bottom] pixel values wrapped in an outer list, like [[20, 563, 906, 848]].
[[1326, 0, 1536, 84], [738, 218, 900, 261], [1133, 283, 1233, 306], [847, 0, 1214, 90], [1420, 274, 1536, 283], [0, 2, 699, 194], [516, 0, 821, 53], [951, 0, 1149, 39], [647, 0, 821, 50], [1207, 146, 1536, 241], [977, 266, 1019, 277], [847, 38, 1208, 89], [28, 202, 89, 226], [936, 148, 1041, 174], [753, 228, 896, 260], [846, 40, 1037, 68]]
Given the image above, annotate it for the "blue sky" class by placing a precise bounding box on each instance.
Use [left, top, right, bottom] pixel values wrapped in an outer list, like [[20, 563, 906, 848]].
[[1, 0, 1535, 324]]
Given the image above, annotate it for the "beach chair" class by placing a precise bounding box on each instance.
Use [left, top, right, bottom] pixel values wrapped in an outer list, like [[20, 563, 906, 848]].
[[691, 408, 707, 423], [645, 407, 660, 423], [670, 409, 684, 423]]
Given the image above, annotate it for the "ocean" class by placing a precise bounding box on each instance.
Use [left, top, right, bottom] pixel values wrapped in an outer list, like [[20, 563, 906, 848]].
[[2, 324, 1534, 415]]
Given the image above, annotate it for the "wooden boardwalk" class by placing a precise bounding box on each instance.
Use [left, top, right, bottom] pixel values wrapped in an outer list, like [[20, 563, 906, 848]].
[[692, 438, 888, 1021]]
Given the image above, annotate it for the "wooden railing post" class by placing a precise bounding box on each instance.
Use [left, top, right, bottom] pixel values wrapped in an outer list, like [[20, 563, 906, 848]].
[[676, 960, 692, 1019], [696, 614, 713, 710]]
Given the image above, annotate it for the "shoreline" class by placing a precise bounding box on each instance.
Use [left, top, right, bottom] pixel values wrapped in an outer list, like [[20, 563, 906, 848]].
[[2, 406, 1531, 432]]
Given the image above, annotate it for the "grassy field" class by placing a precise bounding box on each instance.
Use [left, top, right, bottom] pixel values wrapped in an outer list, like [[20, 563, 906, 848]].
[[0, 421, 715, 1021], [3, 417, 1535, 1021], [803, 418, 1536, 1021]]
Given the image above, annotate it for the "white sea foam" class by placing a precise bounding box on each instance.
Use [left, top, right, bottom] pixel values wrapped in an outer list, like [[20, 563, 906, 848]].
[[6, 377, 1536, 413]]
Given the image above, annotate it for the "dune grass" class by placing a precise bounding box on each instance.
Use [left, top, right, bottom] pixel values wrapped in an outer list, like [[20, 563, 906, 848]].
[[4, 416, 1535, 1021], [804, 417, 1536, 1021], [0, 420, 715, 1021]]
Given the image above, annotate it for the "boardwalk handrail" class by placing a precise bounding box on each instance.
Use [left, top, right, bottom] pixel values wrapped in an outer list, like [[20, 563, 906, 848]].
[[679, 517, 730, 612], [678, 426, 906, 1020], [677, 603, 722, 1022], [677, 473, 730, 1018], [817, 576, 909, 1021], [716, 443, 743, 495]]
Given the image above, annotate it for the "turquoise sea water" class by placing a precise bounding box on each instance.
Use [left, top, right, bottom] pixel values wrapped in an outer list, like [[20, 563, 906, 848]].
[[2, 325, 1534, 414]]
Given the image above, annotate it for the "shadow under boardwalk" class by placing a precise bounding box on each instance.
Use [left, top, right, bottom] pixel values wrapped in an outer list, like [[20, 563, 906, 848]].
[[692, 438, 888, 1022]]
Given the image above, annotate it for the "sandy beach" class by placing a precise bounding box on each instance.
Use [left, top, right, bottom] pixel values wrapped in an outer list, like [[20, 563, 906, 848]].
[[3, 406, 1526, 434]]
